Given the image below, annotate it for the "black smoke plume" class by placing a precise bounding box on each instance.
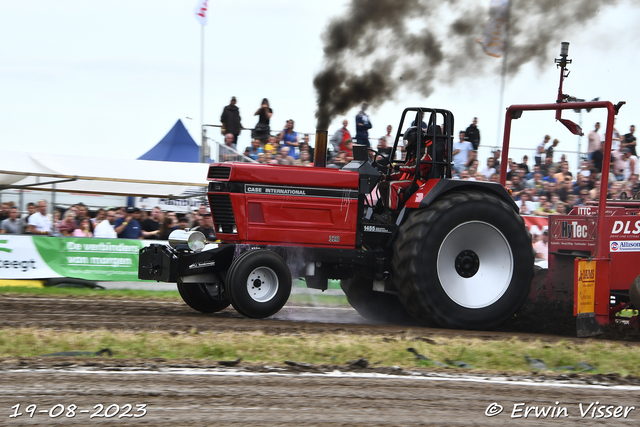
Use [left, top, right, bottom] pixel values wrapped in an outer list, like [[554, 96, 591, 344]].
[[314, 0, 626, 130]]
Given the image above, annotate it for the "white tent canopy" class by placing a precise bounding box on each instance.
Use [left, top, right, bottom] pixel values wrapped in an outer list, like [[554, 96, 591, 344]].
[[0, 150, 210, 198]]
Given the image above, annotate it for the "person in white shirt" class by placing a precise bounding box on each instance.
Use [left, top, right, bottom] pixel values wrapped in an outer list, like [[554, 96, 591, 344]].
[[622, 148, 640, 181], [587, 122, 601, 160], [93, 208, 118, 238], [515, 191, 537, 215], [27, 200, 52, 235], [535, 134, 550, 166], [481, 157, 497, 180], [452, 131, 472, 174]]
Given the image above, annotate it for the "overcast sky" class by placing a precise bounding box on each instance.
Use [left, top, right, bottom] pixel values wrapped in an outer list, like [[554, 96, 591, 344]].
[[2, 1, 640, 167]]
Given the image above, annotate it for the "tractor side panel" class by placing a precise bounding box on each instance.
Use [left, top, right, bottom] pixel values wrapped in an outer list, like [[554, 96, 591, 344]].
[[549, 214, 640, 292], [208, 163, 360, 249], [605, 216, 640, 292], [241, 194, 358, 248]]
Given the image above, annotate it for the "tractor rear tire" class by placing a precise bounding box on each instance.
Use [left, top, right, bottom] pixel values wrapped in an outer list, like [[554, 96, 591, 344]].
[[393, 190, 534, 330], [177, 281, 230, 313], [226, 249, 292, 319], [630, 275, 640, 310], [340, 276, 418, 325]]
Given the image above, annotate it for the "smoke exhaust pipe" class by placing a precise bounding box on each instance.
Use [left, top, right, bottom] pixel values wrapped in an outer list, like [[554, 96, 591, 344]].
[[314, 129, 328, 168]]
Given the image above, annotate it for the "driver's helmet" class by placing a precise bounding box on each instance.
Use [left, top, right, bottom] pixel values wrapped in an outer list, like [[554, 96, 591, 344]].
[[403, 126, 424, 157], [403, 126, 418, 147]]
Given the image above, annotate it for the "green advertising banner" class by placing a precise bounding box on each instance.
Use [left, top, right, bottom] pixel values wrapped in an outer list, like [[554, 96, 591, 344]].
[[31, 237, 150, 281]]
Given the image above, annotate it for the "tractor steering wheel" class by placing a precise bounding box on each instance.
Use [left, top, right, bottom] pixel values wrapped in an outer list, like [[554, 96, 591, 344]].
[[367, 148, 393, 179]]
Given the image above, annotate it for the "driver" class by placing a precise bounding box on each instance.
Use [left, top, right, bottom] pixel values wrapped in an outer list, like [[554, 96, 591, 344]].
[[373, 126, 433, 223]]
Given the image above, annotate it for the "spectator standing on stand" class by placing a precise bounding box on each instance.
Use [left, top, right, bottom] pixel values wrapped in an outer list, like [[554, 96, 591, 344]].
[[220, 133, 239, 162], [355, 103, 372, 148], [114, 207, 142, 239], [23, 203, 36, 223], [247, 138, 264, 160], [330, 120, 351, 160], [382, 125, 394, 154], [587, 122, 602, 161], [158, 216, 178, 240], [75, 203, 91, 230], [141, 206, 163, 239], [535, 135, 550, 166], [546, 139, 560, 162], [57, 210, 78, 236], [0, 203, 9, 221], [622, 148, 639, 181], [0, 207, 25, 234], [73, 219, 93, 237], [465, 117, 480, 150], [622, 125, 637, 157], [452, 131, 472, 174], [198, 215, 217, 242], [27, 200, 52, 235], [94, 209, 117, 238], [481, 157, 497, 180], [300, 134, 314, 159], [252, 98, 273, 143], [220, 96, 242, 144], [91, 209, 105, 228], [279, 119, 299, 159], [465, 150, 478, 171], [376, 136, 393, 164], [192, 204, 208, 228]]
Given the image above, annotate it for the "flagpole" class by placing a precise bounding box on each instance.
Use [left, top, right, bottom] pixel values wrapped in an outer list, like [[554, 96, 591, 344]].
[[496, 0, 511, 150], [200, 25, 206, 163]]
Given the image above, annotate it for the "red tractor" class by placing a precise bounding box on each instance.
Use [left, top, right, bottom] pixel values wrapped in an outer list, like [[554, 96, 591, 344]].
[[140, 107, 535, 330]]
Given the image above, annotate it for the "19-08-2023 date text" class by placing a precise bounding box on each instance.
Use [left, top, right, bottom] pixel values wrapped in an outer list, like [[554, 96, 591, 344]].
[[9, 403, 147, 419]]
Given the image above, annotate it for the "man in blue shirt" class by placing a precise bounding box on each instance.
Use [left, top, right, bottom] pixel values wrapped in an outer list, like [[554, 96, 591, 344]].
[[114, 207, 142, 239], [355, 103, 372, 148], [247, 138, 264, 160]]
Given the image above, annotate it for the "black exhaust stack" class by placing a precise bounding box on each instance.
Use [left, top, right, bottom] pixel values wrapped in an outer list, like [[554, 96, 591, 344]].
[[314, 130, 328, 168]]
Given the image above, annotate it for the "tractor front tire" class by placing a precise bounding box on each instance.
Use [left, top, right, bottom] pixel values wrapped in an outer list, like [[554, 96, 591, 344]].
[[393, 190, 534, 330], [177, 281, 230, 313], [226, 249, 292, 319], [340, 276, 417, 325]]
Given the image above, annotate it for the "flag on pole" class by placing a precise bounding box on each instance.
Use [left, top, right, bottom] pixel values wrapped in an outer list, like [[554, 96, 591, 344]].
[[194, 0, 209, 26], [477, 0, 510, 58]]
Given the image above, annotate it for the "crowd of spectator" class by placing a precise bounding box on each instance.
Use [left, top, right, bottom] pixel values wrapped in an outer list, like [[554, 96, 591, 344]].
[[0, 200, 216, 242], [215, 99, 488, 172], [213, 99, 638, 212]]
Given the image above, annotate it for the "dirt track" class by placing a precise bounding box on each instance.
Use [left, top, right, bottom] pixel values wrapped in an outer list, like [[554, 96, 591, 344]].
[[2, 295, 640, 426]]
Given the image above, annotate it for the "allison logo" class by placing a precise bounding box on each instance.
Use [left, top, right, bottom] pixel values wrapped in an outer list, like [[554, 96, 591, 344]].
[[0, 239, 11, 253], [610, 240, 640, 252]]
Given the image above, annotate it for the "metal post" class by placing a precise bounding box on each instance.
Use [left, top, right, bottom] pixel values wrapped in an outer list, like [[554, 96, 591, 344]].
[[577, 110, 583, 172], [495, 0, 511, 148], [200, 25, 205, 163]]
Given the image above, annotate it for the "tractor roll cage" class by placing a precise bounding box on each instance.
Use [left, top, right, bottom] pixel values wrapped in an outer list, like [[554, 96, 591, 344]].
[[391, 108, 455, 188]]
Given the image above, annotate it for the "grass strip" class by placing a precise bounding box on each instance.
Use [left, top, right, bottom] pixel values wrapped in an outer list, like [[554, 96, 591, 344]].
[[0, 328, 638, 376], [0, 286, 349, 306], [0, 286, 181, 300]]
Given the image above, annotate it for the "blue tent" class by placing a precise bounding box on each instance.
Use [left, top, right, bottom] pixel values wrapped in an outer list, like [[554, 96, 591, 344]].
[[139, 119, 205, 163]]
